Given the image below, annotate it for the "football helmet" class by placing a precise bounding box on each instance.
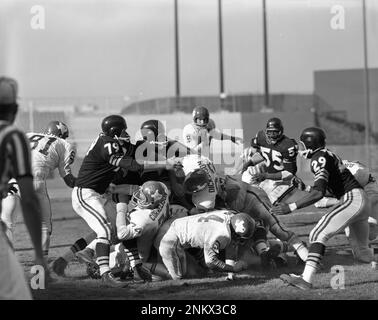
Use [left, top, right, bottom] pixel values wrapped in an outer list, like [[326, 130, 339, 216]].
[[265, 118, 284, 145], [183, 169, 209, 194], [299, 127, 326, 159], [132, 181, 169, 209], [230, 213, 256, 242], [140, 119, 166, 142], [192, 106, 210, 127], [45, 121, 69, 139], [101, 115, 127, 138]]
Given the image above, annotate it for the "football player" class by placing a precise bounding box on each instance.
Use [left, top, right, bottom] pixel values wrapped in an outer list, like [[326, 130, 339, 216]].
[[241, 118, 299, 205], [25, 121, 77, 258], [180, 154, 308, 264], [182, 106, 242, 155], [157, 211, 252, 280], [71, 115, 171, 287], [313, 159, 378, 251], [0, 76, 46, 299], [274, 127, 372, 290]]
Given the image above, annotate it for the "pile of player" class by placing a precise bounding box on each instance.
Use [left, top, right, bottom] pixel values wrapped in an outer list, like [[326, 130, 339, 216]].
[[3, 96, 378, 293]]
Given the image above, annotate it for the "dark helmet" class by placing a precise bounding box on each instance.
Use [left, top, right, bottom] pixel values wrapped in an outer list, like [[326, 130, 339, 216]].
[[101, 115, 127, 138], [299, 127, 326, 159], [132, 181, 169, 209], [230, 213, 256, 243], [183, 169, 209, 194], [140, 119, 166, 141], [265, 117, 284, 144], [45, 121, 69, 139], [192, 106, 209, 127]]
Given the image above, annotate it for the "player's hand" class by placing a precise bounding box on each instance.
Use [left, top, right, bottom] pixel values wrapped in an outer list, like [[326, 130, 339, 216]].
[[270, 203, 291, 215], [291, 176, 306, 191], [251, 172, 266, 183], [232, 260, 248, 273]]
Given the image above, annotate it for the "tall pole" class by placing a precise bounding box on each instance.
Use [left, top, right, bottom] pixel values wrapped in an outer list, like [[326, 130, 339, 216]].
[[218, 0, 225, 98], [362, 0, 371, 168], [262, 0, 270, 109], [174, 0, 180, 97]]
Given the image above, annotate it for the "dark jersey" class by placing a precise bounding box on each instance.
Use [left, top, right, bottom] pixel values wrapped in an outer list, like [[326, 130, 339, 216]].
[[0, 122, 32, 199], [251, 130, 298, 174], [76, 134, 125, 194], [310, 148, 362, 199], [134, 138, 191, 184]]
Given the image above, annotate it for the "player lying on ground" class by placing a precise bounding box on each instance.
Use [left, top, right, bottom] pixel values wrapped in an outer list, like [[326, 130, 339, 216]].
[[273, 127, 373, 290], [156, 210, 254, 280], [179, 154, 309, 265]]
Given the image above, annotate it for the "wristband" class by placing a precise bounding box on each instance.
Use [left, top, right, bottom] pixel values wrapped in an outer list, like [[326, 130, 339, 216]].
[[288, 202, 297, 212], [305, 185, 312, 192]]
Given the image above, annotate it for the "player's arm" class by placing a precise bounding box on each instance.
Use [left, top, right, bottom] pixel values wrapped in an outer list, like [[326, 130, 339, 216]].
[[204, 238, 246, 272], [271, 155, 328, 215], [8, 131, 44, 265], [59, 144, 77, 188], [116, 210, 143, 240], [210, 128, 242, 144]]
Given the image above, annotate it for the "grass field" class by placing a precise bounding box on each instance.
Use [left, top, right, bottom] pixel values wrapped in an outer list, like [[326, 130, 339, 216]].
[[13, 180, 378, 301]]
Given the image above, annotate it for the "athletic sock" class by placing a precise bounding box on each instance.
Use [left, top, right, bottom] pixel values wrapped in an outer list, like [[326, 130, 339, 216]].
[[302, 242, 325, 283], [292, 241, 308, 261], [96, 241, 110, 276], [122, 239, 141, 268]]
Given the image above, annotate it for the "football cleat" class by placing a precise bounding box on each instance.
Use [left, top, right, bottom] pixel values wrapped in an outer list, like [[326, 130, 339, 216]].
[[76, 247, 96, 265], [280, 273, 313, 290], [50, 257, 68, 277], [132, 264, 153, 282], [101, 271, 128, 288]]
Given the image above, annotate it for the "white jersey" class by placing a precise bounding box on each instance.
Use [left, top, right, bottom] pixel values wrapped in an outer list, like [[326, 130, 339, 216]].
[[128, 198, 169, 238], [182, 119, 220, 150], [171, 210, 232, 251], [26, 132, 75, 180], [182, 154, 218, 210], [342, 160, 371, 187]]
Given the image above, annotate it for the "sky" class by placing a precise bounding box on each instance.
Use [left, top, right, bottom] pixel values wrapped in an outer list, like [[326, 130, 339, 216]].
[[0, 0, 377, 102]]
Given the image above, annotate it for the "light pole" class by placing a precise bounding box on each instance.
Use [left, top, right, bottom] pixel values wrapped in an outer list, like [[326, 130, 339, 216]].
[[262, 0, 270, 110], [174, 0, 180, 98], [362, 0, 371, 168], [218, 0, 226, 110]]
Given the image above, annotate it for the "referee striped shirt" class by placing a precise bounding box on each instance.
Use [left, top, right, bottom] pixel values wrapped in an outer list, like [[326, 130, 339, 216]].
[[0, 121, 32, 198]]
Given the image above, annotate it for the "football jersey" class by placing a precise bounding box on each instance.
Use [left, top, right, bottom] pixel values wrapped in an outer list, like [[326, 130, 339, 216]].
[[126, 192, 170, 238], [26, 132, 75, 180], [251, 130, 298, 174], [342, 160, 371, 187], [182, 154, 218, 210], [171, 210, 232, 252], [76, 134, 124, 194], [310, 149, 362, 199], [0, 122, 32, 200], [135, 138, 191, 184], [182, 119, 220, 150]]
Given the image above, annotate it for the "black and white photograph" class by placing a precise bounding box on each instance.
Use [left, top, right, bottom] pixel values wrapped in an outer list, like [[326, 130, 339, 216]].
[[0, 0, 377, 303]]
